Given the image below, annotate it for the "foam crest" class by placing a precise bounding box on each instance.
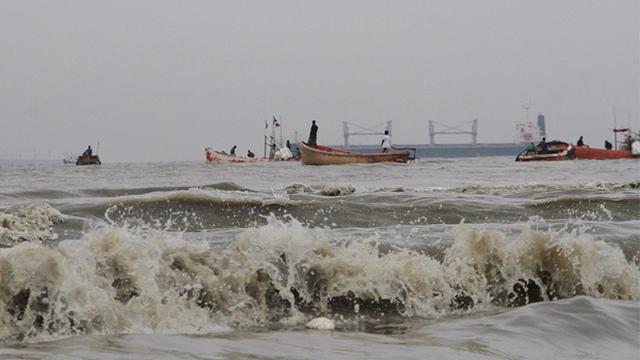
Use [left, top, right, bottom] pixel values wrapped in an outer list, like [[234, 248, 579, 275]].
[[0, 204, 64, 245], [444, 227, 640, 307]]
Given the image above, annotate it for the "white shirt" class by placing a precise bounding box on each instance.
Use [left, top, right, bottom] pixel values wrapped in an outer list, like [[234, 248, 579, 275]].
[[382, 134, 391, 149], [632, 140, 640, 156]]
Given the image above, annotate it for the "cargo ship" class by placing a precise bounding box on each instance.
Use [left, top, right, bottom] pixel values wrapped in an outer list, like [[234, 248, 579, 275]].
[[332, 115, 547, 159]]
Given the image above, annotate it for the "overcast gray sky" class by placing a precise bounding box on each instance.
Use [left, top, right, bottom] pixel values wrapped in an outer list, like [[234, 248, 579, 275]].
[[1, 0, 638, 161]]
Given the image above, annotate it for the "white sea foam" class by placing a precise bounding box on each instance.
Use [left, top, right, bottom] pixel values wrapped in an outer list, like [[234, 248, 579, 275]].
[[0, 203, 64, 245]]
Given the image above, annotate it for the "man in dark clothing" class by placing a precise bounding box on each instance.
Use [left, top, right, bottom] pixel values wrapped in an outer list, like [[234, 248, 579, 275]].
[[577, 136, 585, 147], [605, 140, 613, 150], [308, 120, 318, 147], [230, 145, 237, 155], [82, 146, 92, 157], [538, 137, 548, 154], [247, 150, 255, 158]]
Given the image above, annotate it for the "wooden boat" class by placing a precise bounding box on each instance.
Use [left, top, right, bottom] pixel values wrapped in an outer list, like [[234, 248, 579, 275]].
[[205, 147, 258, 164], [76, 155, 101, 166], [574, 145, 637, 160], [515, 141, 575, 162], [299, 142, 412, 165]]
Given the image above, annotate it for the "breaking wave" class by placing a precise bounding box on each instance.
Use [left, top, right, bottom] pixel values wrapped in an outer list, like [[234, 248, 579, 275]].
[[0, 217, 637, 342]]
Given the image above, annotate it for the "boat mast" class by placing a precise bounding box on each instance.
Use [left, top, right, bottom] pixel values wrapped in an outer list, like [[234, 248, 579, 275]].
[[279, 116, 283, 147], [264, 120, 268, 159], [613, 105, 617, 150]]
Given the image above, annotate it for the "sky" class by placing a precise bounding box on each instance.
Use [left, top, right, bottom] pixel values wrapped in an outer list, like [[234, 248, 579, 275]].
[[0, 0, 638, 162]]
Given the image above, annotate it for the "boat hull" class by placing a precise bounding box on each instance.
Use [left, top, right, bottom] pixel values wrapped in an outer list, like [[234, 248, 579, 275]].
[[205, 148, 257, 164], [574, 146, 636, 160], [515, 142, 574, 162], [516, 142, 639, 161], [76, 156, 101, 166], [299, 143, 410, 165]]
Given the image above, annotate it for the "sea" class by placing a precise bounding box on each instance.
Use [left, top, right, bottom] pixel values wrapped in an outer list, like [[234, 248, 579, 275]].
[[0, 157, 638, 359]]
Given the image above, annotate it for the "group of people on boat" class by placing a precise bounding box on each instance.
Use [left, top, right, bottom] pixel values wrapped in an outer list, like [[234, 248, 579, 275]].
[[527, 134, 635, 155], [517, 128, 640, 162], [227, 145, 255, 158]]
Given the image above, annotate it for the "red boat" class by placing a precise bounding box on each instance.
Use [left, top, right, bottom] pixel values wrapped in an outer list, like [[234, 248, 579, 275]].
[[516, 140, 639, 161], [574, 146, 637, 160]]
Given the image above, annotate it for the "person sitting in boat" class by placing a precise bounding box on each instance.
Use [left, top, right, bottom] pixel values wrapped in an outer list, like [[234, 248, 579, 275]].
[[381, 130, 391, 153], [308, 120, 318, 147], [526, 143, 535, 152], [247, 150, 255, 158], [538, 138, 548, 154], [604, 140, 613, 150], [230, 145, 237, 156], [82, 145, 92, 157], [576, 136, 586, 147]]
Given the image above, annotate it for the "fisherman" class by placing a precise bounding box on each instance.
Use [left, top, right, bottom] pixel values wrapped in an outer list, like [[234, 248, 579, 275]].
[[381, 130, 391, 152], [247, 150, 255, 158], [308, 120, 318, 147], [576, 136, 585, 147], [526, 143, 535, 152], [82, 145, 92, 157], [286, 140, 291, 149], [538, 137, 548, 154], [230, 145, 237, 156], [604, 140, 613, 150], [632, 140, 640, 158]]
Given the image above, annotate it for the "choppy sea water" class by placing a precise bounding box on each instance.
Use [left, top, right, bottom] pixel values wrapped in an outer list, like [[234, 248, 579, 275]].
[[0, 157, 638, 359]]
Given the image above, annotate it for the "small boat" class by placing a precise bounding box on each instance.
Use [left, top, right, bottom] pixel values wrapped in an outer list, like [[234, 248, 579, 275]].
[[205, 148, 258, 164], [515, 141, 575, 162], [574, 145, 638, 160], [299, 142, 413, 165], [76, 155, 101, 166]]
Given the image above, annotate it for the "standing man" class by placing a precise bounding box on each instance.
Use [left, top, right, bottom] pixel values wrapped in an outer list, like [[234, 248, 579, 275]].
[[538, 137, 548, 154], [308, 120, 318, 147], [381, 130, 391, 152]]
